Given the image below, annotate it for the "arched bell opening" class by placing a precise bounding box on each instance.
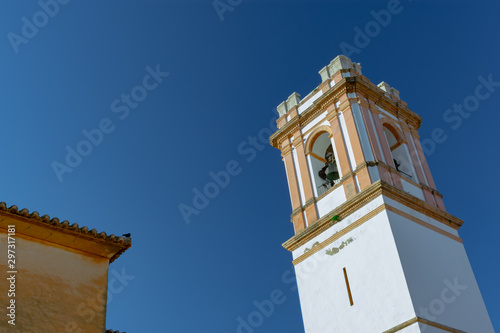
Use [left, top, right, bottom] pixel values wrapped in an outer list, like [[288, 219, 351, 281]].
[[308, 132, 341, 197], [383, 124, 416, 180]]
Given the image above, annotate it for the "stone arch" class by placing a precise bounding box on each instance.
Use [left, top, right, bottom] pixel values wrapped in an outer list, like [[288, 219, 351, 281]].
[[380, 117, 406, 149], [304, 125, 340, 196], [380, 117, 416, 179], [305, 125, 333, 155]]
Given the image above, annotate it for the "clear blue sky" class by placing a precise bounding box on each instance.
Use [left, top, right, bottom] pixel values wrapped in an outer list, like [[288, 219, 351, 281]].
[[1, 1, 499, 332]]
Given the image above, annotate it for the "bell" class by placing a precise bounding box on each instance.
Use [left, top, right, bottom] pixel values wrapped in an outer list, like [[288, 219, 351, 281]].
[[326, 163, 339, 181], [318, 165, 327, 181]]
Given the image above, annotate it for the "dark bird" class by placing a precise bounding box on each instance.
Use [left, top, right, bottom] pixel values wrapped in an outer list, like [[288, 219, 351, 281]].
[[122, 233, 131, 237]]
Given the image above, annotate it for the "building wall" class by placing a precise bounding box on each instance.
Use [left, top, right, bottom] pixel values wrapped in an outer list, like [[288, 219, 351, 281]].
[[0, 232, 110, 333], [291, 190, 494, 332], [294, 200, 417, 332], [387, 204, 495, 332], [316, 185, 346, 218]]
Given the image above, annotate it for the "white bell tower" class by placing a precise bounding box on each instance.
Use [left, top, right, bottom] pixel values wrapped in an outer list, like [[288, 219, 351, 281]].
[[270, 55, 494, 333]]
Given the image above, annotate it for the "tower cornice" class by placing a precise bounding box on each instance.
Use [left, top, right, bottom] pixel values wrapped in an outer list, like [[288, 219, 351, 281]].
[[282, 180, 463, 253], [270, 76, 422, 150]]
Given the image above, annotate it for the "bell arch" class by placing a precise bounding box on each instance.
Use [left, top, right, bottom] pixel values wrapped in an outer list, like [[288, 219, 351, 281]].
[[305, 125, 333, 155], [380, 117, 416, 179], [305, 125, 340, 197]]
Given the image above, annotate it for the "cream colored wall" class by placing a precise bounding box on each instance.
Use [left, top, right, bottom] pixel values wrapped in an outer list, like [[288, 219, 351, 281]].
[[0, 232, 110, 333]]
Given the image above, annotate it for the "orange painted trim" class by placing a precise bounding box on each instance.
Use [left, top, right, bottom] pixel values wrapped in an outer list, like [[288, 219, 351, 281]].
[[380, 117, 405, 143], [343, 177, 358, 200], [294, 138, 315, 203], [378, 165, 393, 185], [422, 188, 437, 207], [304, 204, 318, 226], [289, 108, 298, 119], [402, 130, 426, 186], [319, 80, 332, 93], [390, 170, 404, 190], [304, 125, 333, 155], [331, 71, 343, 85], [282, 143, 302, 210], [329, 114, 352, 175], [342, 106, 366, 167], [372, 115, 396, 169], [360, 105, 384, 162], [356, 167, 372, 191], [390, 140, 405, 151], [293, 213, 306, 234], [434, 194, 446, 212], [383, 316, 467, 333], [413, 137, 437, 190], [308, 151, 327, 163], [277, 118, 286, 128], [386, 205, 461, 243]]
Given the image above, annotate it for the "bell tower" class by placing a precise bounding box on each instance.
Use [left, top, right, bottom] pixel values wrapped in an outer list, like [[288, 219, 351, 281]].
[[270, 55, 494, 333]]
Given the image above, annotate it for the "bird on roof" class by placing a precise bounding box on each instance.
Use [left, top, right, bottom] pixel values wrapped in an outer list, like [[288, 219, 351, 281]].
[[122, 233, 131, 237]]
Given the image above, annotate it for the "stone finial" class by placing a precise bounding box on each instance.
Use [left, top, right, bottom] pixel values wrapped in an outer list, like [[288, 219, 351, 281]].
[[277, 92, 301, 117], [378, 81, 401, 101], [352, 62, 362, 75], [329, 55, 353, 74], [318, 55, 362, 82], [286, 92, 301, 110], [390, 87, 400, 100], [378, 81, 392, 93], [319, 66, 331, 83], [277, 101, 287, 117]]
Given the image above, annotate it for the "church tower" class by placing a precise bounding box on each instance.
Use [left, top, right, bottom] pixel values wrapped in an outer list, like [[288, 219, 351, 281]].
[[270, 55, 494, 332]]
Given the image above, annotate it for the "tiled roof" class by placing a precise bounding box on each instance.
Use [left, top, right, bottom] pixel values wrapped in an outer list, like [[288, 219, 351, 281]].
[[0, 201, 131, 262]]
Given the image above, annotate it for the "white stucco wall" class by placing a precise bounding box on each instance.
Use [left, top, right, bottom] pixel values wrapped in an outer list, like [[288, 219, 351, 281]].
[[302, 114, 328, 138], [388, 211, 494, 332], [293, 195, 385, 260], [298, 90, 323, 114], [291, 192, 493, 332], [295, 209, 416, 333], [402, 179, 425, 201], [316, 185, 346, 218]]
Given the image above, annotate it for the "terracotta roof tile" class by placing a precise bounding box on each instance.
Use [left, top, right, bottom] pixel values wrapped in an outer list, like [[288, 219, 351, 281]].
[[0, 201, 131, 262]]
